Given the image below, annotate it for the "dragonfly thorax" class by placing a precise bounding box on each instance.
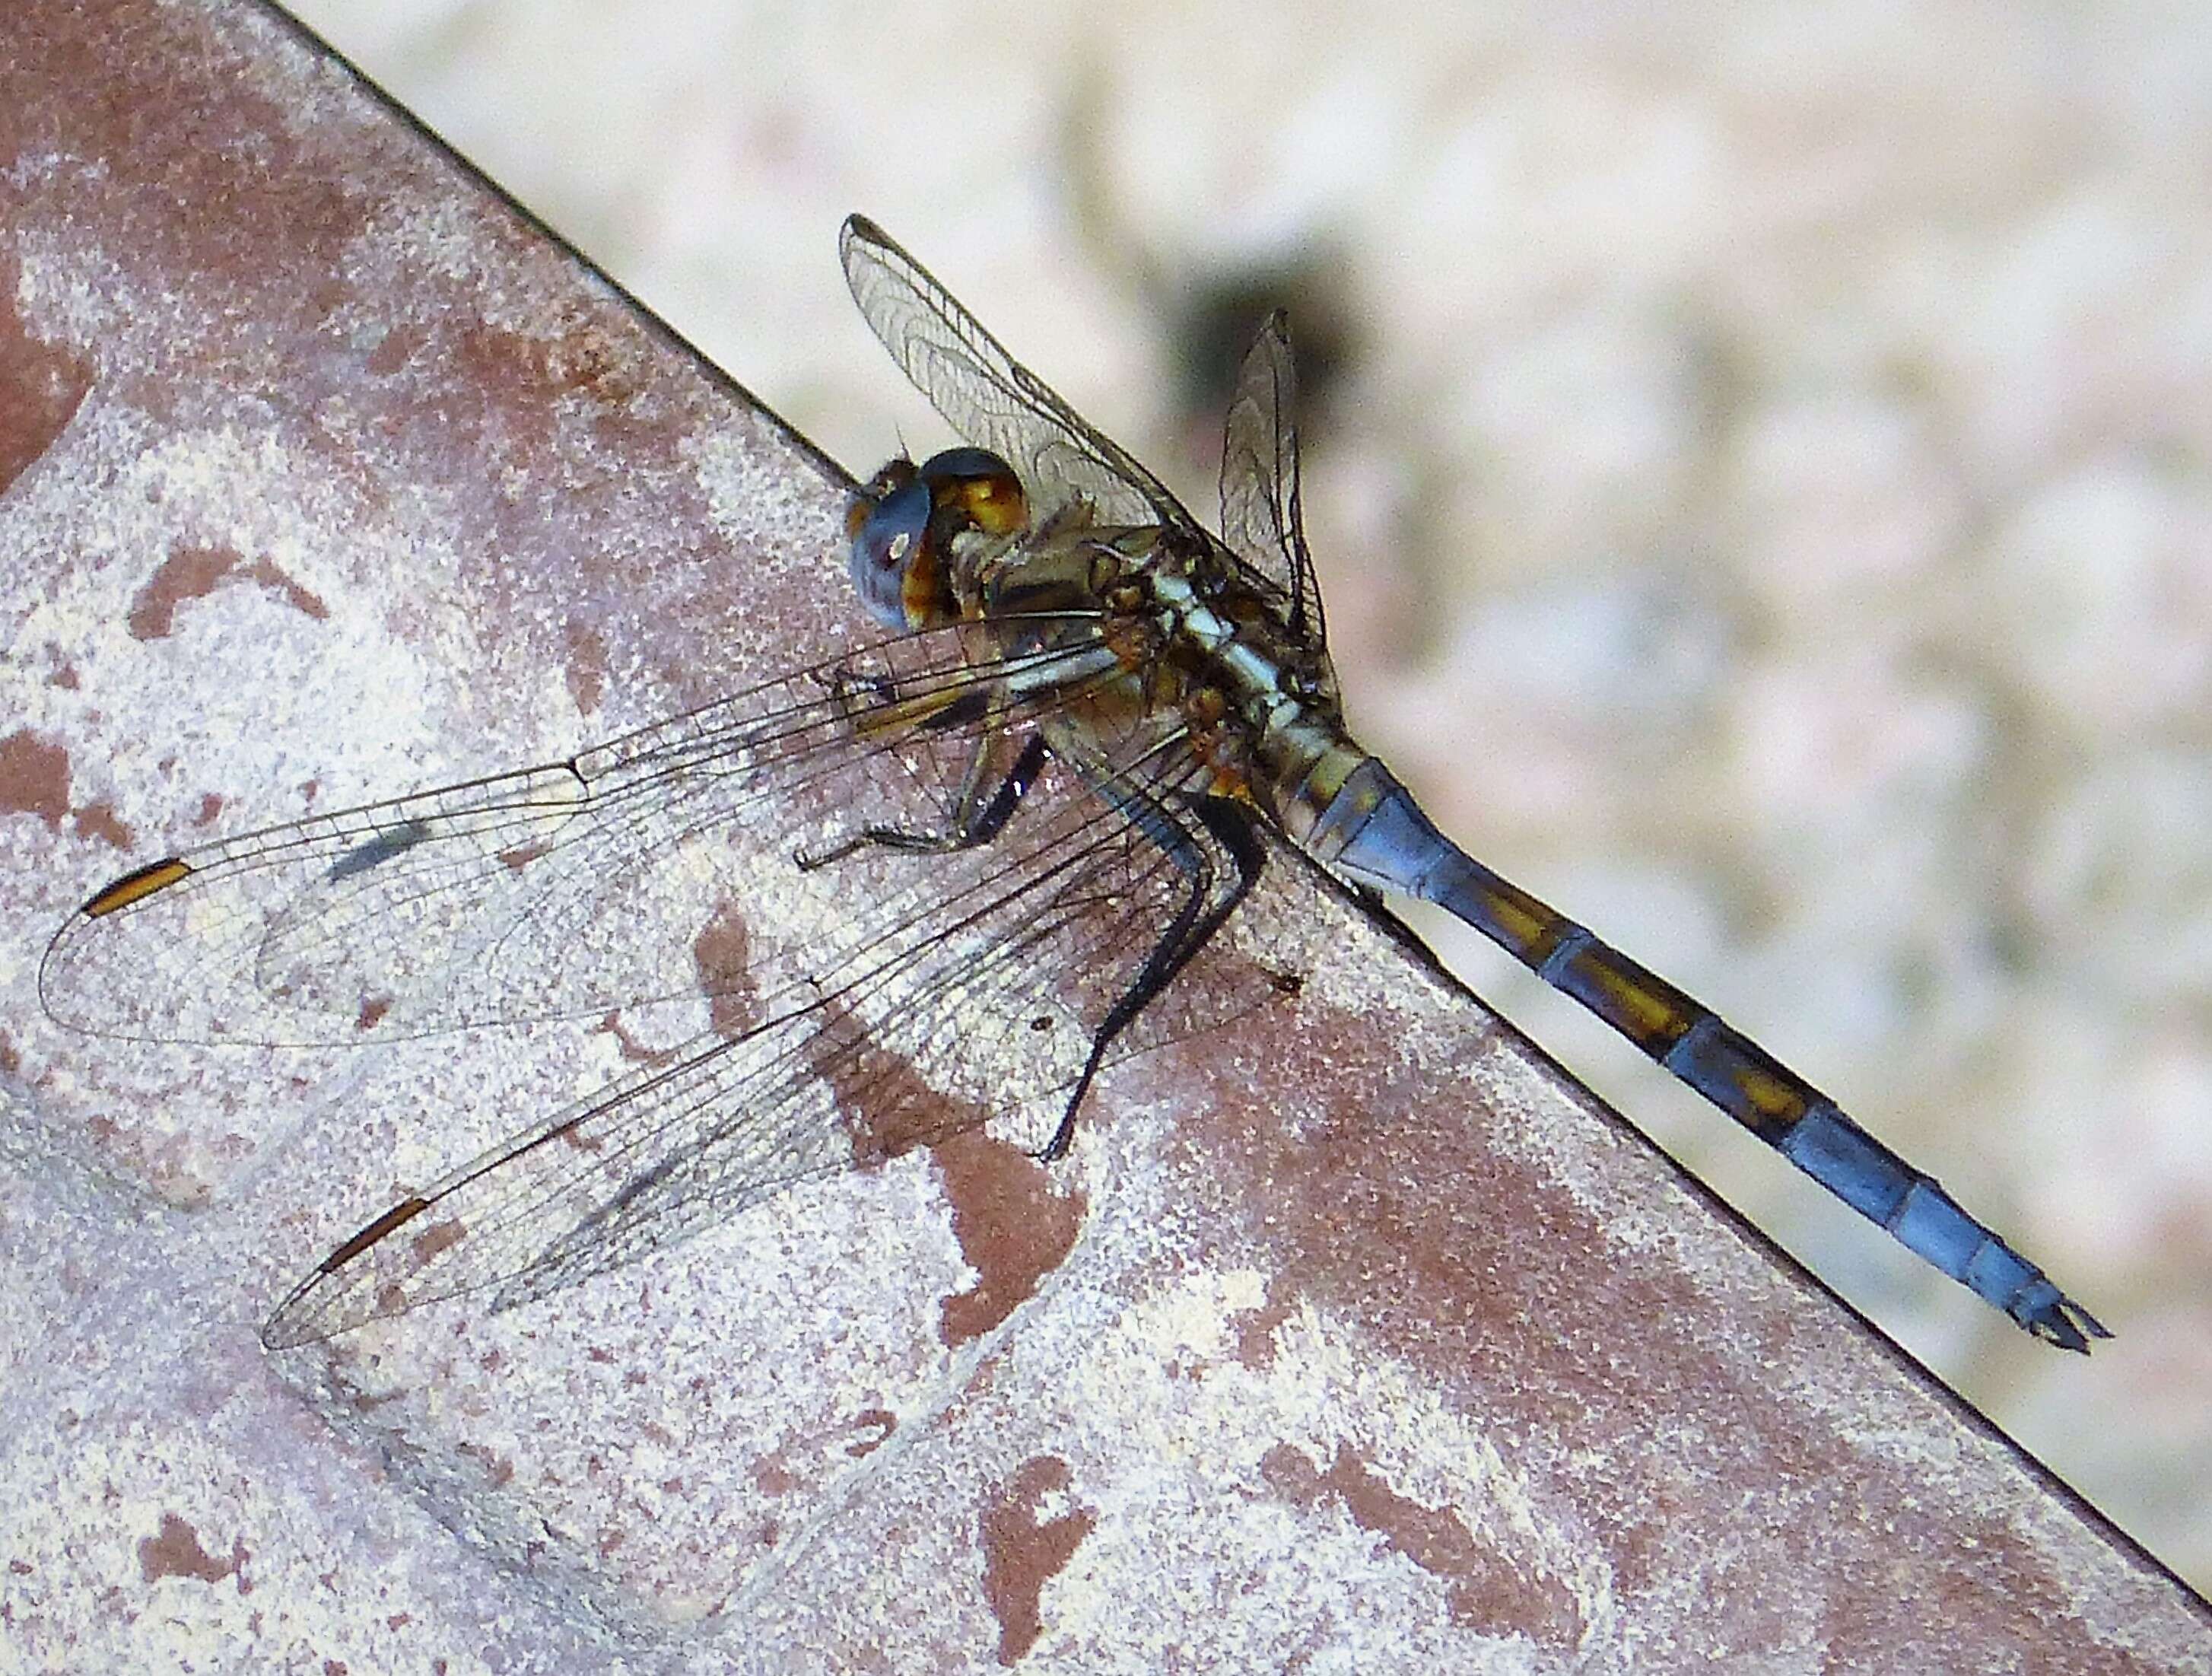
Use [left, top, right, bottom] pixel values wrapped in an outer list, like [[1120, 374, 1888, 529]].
[[849, 444, 1357, 819], [1067, 526, 1360, 815]]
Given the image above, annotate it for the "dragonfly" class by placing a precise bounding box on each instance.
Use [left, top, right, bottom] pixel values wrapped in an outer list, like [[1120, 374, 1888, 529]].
[[40, 215, 2108, 1356]]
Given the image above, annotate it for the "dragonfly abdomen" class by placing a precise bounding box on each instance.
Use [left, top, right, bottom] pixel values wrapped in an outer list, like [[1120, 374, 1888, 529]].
[[1305, 757, 2109, 1352]]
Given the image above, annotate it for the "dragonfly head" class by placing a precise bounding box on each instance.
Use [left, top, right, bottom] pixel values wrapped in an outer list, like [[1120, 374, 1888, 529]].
[[846, 448, 1029, 630]]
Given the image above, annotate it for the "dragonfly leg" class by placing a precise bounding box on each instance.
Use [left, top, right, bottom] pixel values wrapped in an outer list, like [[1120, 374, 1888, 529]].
[[1038, 790, 1264, 1161], [797, 732, 1048, 868]]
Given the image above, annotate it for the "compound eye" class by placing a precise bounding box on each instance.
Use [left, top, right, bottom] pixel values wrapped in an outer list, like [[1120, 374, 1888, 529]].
[[847, 475, 932, 628], [846, 456, 919, 537], [917, 447, 1028, 538]]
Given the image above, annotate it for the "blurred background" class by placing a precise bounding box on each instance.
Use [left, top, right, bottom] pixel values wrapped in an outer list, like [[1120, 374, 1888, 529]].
[[279, 0, 2212, 1592]]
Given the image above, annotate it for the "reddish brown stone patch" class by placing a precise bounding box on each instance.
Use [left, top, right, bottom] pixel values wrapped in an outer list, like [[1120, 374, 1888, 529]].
[[804, 991, 976, 1170], [410, 1217, 465, 1267], [843, 1407, 896, 1458], [138, 1512, 248, 1590], [752, 1457, 800, 1497], [365, 322, 428, 377], [126, 544, 328, 639], [692, 900, 760, 1040], [557, 1114, 606, 1154], [496, 838, 551, 871], [72, 801, 132, 849], [934, 1131, 1085, 1347], [978, 1455, 1095, 1665], [748, 1407, 899, 1501], [1262, 1441, 1582, 1646], [792, 989, 1085, 1344], [7, 6, 373, 345], [593, 1009, 679, 1068], [453, 308, 641, 412], [0, 729, 69, 828], [0, 256, 95, 497], [2, 725, 135, 849], [126, 545, 236, 638], [1229, 1283, 1298, 1370], [564, 616, 610, 715]]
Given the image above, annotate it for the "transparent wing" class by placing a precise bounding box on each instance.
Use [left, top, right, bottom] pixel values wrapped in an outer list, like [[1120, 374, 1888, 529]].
[[40, 619, 1123, 1046], [1218, 311, 1326, 646], [841, 214, 1209, 543], [259, 737, 1263, 1347]]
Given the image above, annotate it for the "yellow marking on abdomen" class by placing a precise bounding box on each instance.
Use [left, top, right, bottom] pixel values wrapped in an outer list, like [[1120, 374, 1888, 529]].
[[1563, 948, 1696, 1047], [1722, 1054, 1810, 1126], [1472, 882, 1579, 963]]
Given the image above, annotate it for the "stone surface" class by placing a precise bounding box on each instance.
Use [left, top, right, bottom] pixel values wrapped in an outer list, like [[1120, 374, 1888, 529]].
[[1, 2, 2205, 1671], [279, 0, 2212, 1598]]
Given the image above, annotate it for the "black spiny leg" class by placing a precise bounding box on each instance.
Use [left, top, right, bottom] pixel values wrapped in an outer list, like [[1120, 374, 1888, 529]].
[[799, 732, 1050, 870], [1038, 790, 1266, 1161]]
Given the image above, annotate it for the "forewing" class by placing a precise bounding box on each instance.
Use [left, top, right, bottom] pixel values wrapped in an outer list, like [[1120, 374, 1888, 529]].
[[40, 621, 1114, 1045], [841, 215, 1206, 542], [1217, 311, 1325, 644], [260, 739, 1257, 1347]]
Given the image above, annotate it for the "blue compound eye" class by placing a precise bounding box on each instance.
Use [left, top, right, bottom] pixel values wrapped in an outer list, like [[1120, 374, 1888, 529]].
[[847, 473, 933, 628]]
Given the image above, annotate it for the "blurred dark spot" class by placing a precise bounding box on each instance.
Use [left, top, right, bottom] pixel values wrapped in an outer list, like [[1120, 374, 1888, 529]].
[[1168, 253, 1358, 434]]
